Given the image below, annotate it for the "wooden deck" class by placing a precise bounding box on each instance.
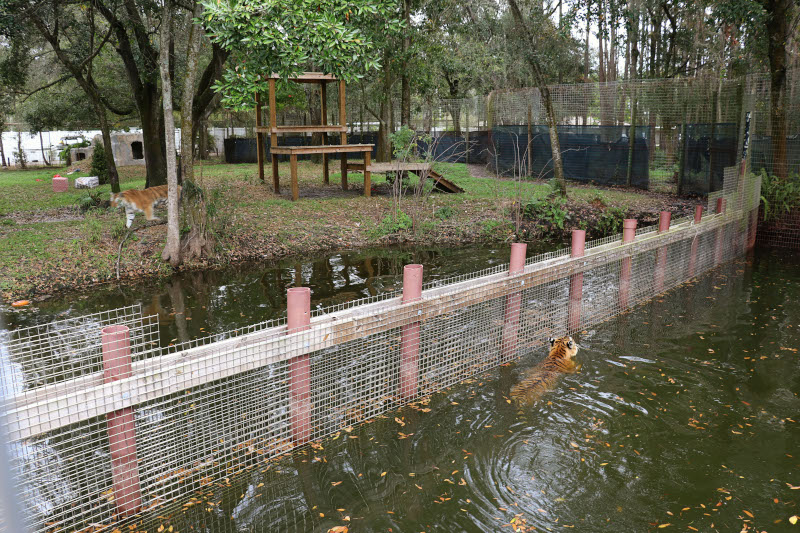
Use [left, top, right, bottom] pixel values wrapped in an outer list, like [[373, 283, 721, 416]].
[[347, 161, 464, 193]]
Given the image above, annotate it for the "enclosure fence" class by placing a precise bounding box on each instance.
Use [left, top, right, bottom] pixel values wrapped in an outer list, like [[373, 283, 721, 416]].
[[0, 159, 760, 532]]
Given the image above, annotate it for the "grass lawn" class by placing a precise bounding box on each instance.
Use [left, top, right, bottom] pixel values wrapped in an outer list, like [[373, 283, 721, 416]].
[[0, 160, 692, 301]]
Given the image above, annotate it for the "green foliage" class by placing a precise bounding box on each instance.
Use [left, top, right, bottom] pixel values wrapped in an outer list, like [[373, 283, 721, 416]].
[[111, 219, 128, 240], [91, 142, 109, 185], [434, 205, 455, 220], [75, 191, 103, 212], [480, 219, 514, 239], [201, 0, 403, 109], [373, 209, 412, 236], [759, 170, 800, 222], [595, 207, 626, 236], [82, 213, 103, 243], [523, 196, 569, 229], [0, 218, 15, 226]]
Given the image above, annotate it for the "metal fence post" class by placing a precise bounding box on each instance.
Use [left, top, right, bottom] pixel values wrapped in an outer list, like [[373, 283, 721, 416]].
[[287, 287, 312, 444], [501, 243, 527, 362], [568, 230, 585, 333], [715, 198, 726, 266], [689, 205, 703, 277], [101, 325, 143, 517], [655, 211, 671, 293], [400, 265, 423, 401], [619, 219, 637, 310]]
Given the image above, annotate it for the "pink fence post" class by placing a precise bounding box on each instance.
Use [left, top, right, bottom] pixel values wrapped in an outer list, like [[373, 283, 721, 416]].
[[501, 243, 527, 362], [101, 325, 143, 517], [654, 211, 671, 293], [400, 264, 423, 401], [714, 198, 726, 266], [619, 219, 637, 310], [689, 205, 702, 277], [568, 230, 585, 333], [287, 287, 312, 444]]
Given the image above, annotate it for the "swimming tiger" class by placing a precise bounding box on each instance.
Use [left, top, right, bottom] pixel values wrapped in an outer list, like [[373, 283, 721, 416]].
[[110, 185, 181, 228], [510, 336, 580, 406]]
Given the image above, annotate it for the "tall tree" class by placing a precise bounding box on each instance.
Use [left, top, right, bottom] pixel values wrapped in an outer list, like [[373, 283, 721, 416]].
[[507, 0, 567, 196], [762, 0, 792, 179], [160, 0, 180, 267]]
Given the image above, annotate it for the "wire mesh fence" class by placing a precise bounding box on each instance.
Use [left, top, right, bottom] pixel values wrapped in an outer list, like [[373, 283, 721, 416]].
[[0, 161, 759, 532]]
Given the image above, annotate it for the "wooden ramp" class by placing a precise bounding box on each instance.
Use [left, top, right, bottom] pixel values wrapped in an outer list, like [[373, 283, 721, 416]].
[[348, 162, 464, 193]]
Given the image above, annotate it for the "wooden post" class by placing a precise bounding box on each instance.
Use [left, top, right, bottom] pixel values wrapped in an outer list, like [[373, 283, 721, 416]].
[[568, 230, 585, 333], [400, 264, 422, 401], [269, 78, 280, 194], [619, 219, 637, 310], [290, 154, 299, 201], [321, 82, 329, 185], [256, 93, 265, 182], [501, 243, 527, 362], [287, 287, 312, 444], [689, 206, 702, 277], [655, 211, 671, 293], [339, 80, 348, 191], [364, 150, 372, 197], [101, 325, 143, 517]]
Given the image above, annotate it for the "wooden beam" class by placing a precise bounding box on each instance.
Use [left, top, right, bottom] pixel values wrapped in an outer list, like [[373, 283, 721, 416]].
[[255, 125, 348, 134], [339, 80, 348, 190], [268, 72, 337, 82], [321, 82, 329, 185], [269, 78, 280, 194], [269, 144, 373, 155], [3, 211, 738, 441], [290, 153, 299, 201], [255, 93, 264, 182]]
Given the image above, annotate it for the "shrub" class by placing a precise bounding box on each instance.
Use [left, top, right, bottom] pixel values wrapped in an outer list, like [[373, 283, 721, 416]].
[[91, 142, 110, 185], [75, 191, 103, 212], [523, 196, 569, 229], [434, 205, 455, 220], [595, 207, 626, 236], [759, 170, 800, 222], [374, 209, 413, 236]]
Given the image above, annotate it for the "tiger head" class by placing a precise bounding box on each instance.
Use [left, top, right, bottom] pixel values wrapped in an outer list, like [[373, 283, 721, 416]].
[[548, 336, 578, 360], [109, 192, 121, 208]]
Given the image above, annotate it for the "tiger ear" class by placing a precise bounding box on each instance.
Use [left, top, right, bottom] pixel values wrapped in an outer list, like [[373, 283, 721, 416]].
[[549, 337, 555, 346], [567, 340, 574, 349]]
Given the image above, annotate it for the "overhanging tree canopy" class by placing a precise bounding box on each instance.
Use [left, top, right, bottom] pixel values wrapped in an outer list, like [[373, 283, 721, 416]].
[[201, 0, 402, 110]]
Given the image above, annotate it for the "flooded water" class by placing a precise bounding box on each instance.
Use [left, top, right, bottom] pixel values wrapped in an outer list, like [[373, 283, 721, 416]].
[[2, 245, 522, 346], [4, 246, 800, 532], [134, 248, 798, 533]]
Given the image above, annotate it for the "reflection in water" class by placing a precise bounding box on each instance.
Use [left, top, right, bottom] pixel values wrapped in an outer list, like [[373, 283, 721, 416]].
[[102, 249, 799, 533], [3, 246, 518, 348]]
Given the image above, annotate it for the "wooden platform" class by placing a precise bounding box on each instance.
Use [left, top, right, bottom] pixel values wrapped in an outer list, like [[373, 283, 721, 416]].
[[271, 144, 375, 201], [347, 161, 464, 193]]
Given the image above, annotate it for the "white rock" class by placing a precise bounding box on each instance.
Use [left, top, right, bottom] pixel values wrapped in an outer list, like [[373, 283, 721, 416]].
[[74, 176, 100, 189]]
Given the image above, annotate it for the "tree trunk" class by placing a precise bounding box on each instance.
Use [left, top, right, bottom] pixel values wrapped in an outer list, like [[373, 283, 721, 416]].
[[0, 126, 6, 167], [583, 1, 590, 125], [38, 132, 49, 166], [140, 87, 168, 188], [160, 0, 181, 267], [626, 0, 639, 187], [507, 0, 566, 195], [16, 129, 25, 169], [400, 0, 411, 127], [765, 0, 790, 179], [180, 3, 204, 184]]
